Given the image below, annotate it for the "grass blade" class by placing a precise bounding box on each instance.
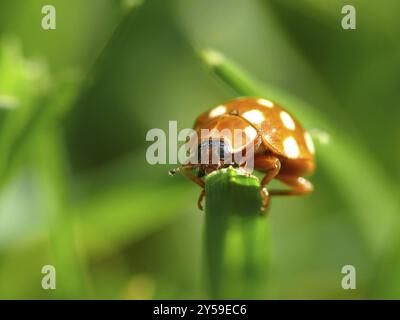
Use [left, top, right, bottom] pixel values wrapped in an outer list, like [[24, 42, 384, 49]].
[[204, 167, 269, 298]]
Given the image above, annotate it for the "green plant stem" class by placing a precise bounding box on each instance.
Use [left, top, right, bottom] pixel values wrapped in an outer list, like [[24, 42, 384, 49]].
[[204, 167, 267, 298]]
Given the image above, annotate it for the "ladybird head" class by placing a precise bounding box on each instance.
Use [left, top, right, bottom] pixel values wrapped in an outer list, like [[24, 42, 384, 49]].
[[196, 138, 233, 174], [197, 139, 229, 163]]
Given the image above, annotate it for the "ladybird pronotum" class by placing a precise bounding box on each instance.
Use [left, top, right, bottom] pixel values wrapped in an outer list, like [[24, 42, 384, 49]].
[[172, 97, 316, 213]]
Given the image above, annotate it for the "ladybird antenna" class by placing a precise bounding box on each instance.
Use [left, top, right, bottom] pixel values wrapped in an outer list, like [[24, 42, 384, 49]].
[[169, 167, 180, 176], [169, 163, 199, 176]]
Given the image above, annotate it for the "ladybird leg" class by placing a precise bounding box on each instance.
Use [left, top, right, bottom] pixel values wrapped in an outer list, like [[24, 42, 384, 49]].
[[182, 166, 205, 188], [254, 156, 281, 213], [181, 167, 206, 211], [197, 189, 205, 211], [260, 187, 270, 215], [269, 175, 313, 196]]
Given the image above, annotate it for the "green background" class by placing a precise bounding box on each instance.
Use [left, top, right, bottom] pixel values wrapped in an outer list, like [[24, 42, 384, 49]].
[[0, 0, 399, 299]]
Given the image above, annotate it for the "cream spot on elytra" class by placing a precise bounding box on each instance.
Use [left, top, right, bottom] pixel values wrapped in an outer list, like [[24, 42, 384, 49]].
[[283, 136, 300, 158], [304, 131, 315, 154], [242, 109, 264, 124], [244, 126, 257, 140], [209, 105, 226, 118], [257, 98, 274, 108], [280, 111, 295, 130]]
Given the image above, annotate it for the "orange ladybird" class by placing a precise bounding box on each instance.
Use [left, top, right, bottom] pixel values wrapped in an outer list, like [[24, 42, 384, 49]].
[[171, 97, 316, 213]]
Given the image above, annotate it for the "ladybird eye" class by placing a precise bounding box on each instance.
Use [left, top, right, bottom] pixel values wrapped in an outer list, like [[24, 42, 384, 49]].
[[219, 141, 232, 161], [219, 144, 225, 158], [197, 143, 204, 163], [197, 140, 230, 164]]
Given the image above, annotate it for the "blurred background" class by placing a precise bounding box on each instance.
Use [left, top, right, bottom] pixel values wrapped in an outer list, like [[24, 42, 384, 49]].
[[0, 0, 399, 299]]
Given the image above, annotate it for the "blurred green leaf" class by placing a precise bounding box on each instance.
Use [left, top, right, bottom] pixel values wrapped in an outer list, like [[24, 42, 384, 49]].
[[72, 183, 194, 258]]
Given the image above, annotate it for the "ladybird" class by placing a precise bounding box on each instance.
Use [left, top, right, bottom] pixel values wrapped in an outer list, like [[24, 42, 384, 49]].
[[171, 97, 315, 213]]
